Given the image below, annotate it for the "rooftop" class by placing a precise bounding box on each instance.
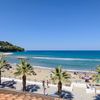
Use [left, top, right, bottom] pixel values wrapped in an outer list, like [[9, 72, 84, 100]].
[[0, 89, 62, 100]]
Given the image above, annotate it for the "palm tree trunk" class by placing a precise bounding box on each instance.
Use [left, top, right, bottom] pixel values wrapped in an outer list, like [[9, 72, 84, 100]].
[[22, 74, 26, 91], [58, 81, 62, 95], [0, 69, 1, 84]]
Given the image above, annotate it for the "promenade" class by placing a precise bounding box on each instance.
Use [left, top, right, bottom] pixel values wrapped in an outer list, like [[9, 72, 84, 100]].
[[0, 77, 99, 100]]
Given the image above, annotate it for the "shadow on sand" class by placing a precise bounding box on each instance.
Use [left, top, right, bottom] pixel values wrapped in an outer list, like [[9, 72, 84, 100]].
[[26, 84, 40, 92], [94, 94, 100, 100], [54, 90, 74, 100], [0, 80, 16, 89]]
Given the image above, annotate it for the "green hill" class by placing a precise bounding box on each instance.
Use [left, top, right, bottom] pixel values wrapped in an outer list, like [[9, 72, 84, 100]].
[[0, 41, 24, 52]]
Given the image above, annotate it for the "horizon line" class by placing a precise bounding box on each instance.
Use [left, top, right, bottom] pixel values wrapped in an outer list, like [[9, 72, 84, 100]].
[[25, 50, 100, 51]]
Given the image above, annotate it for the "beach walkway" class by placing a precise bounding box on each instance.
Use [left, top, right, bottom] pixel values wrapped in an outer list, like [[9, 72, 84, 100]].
[[72, 87, 94, 100], [0, 77, 99, 100]]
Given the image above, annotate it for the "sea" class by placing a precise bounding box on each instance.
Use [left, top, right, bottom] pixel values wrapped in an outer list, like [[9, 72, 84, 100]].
[[5, 50, 100, 71]]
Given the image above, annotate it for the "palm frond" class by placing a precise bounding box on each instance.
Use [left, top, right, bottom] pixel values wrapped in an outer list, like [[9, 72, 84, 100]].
[[15, 59, 36, 76], [51, 66, 71, 83], [0, 59, 7, 69], [96, 65, 100, 73]]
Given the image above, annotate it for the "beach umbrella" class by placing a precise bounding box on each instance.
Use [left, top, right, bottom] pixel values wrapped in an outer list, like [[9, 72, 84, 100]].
[[84, 76, 90, 80], [84, 76, 91, 82]]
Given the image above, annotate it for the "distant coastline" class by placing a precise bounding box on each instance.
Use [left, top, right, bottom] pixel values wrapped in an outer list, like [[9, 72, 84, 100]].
[[0, 41, 24, 52]]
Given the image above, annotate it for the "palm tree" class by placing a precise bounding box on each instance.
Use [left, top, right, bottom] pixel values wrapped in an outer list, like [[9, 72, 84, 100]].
[[92, 65, 100, 95], [0, 55, 8, 84], [51, 66, 70, 95], [96, 65, 100, 74], [93, 66, 100, 83], [14, 59, 36, 91]]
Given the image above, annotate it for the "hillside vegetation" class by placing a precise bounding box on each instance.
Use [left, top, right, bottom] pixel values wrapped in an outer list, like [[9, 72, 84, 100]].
[[0, 41, 24, 52]]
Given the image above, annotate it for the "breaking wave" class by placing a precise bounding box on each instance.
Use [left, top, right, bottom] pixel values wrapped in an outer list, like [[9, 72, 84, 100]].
[[32, 57, 100, 61]]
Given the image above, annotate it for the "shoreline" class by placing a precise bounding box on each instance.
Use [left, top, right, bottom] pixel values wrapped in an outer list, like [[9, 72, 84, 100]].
[[10, 63, 97, 74], [1, 63, 96, 85], [33, 66, 96, 73], [0, 52, 13, 55]]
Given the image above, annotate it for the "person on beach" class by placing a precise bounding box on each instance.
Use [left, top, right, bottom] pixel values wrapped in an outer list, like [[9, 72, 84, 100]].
[[42, 80, 46, 95], [47, 80, 49, 88], [42, 80, 45, 88], [44, 87, 46, 95]]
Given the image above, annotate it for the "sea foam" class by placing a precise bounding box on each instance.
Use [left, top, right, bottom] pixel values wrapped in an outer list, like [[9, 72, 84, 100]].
[[32, 57, 100, 61]]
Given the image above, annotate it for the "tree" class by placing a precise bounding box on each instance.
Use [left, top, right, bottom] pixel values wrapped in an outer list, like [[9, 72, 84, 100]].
[[14, 59, 36, 91], [92, 65, 100, 95], [96, 65, 100, 74], [51, 66, 70, 95], [93, 65, 100, 83], [0, 55, 7, 84]]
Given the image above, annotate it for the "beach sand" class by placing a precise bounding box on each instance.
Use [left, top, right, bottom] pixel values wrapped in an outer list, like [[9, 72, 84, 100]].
[[1, 63, 95, 84], [1, 64, 97, 100], [2, 64, 52, 83]]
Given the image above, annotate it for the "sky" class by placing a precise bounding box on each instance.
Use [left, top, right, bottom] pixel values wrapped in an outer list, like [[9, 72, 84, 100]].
[[0, 0, 100, 50]]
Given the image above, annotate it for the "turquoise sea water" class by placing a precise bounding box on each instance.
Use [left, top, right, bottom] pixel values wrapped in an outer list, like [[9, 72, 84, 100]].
[[6, 51, 100, 71]]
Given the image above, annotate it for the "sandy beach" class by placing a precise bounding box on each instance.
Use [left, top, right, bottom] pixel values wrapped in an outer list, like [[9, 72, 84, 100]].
[[0, 65, 97, 100], [2, 64, 52, 82], [1, 63, 95, 85]]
